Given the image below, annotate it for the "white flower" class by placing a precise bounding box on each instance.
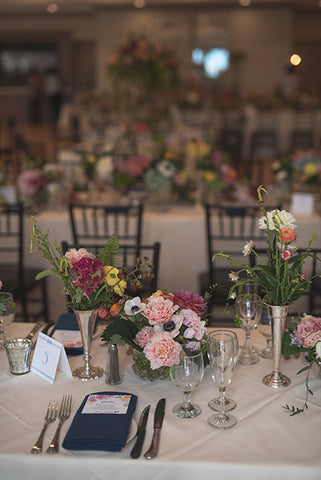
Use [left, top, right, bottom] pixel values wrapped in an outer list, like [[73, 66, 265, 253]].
[[228, 271, 239, 282], [157, 159, 175, 178], [95, 155, 113, 179], [124, 297, 144, 315], [228, 291, 237, 300], [315, 339, 321, 361], [242, 240, 255, 256], [153, 313, 184, 338], [258, 209, 297, 231]]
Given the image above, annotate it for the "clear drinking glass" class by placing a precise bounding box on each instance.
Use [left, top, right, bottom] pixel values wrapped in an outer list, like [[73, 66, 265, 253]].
[[238, 280, 258, 296], [169, 349, 204, 418], [207, 329, 239, 412], [257, 304, 273, 359], [207, 331, 238, 429], [0, 292, 15, 348], [236, 293, 262, 365]]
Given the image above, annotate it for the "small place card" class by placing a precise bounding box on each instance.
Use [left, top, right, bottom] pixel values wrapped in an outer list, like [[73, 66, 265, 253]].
[[52, 329, 82, 349], [81, 394, 132, 414], [30, 332, 72, 384], [290, 192, 315, 215]]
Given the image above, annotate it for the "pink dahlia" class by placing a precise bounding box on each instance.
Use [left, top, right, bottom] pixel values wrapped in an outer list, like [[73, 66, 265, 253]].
[[144, 332, 181, 369], [135, 326, 154, 348], [143, 296, 179, 325], [173, 290, 207, 316]]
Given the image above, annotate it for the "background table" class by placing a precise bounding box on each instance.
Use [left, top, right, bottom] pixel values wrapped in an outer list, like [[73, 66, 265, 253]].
[[24, 205, 321, 324], [1, 323, 321, 479]]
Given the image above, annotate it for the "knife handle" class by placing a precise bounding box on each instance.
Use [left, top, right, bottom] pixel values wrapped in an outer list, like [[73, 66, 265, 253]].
[[130, 430, 146, 459], [144, 428, 161, 460]]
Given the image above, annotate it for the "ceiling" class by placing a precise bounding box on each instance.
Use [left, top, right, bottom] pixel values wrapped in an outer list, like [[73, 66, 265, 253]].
[[0, 0, 319, 15]]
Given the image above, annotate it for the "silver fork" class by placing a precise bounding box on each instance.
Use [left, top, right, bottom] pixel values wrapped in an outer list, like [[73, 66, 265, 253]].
[[46, 394, 72, 454], [31, 400, 58, 454]]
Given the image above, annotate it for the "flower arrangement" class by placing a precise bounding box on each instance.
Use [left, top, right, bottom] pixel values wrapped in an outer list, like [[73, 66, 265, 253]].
[[0, 281, 15, 314], [196, 147, 238, 195], [272, 149, 321, 191], [101, 289, 209, 373], [30, 217, 154, 315], [17, 168, 48, 204], [216, 186, 321, 307], [282, 314, 321, 415]]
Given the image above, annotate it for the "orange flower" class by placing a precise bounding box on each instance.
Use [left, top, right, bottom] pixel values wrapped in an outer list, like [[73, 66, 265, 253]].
[[278, 227, 297, 243]]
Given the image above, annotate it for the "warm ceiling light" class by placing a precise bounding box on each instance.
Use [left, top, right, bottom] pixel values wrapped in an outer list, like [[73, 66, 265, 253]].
[[47, 3, 58, 13], [290, 53, 302, 66], [239, 0, 251, 6], [134, 0, 146, 8]]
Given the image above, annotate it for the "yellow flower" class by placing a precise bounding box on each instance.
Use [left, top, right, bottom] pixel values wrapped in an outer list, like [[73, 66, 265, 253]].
[[114, 280, 127, 296], [164, 150, 179, 160], [304, 163, 318, 176], [103, 266, 127, 296], [203, 170, 217, 182], [186, 141, 210, 159], [88, 155, 96, 164]]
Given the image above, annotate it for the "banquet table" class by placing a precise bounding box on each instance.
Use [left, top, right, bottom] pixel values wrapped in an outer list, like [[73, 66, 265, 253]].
[[24, 204, 321, 324], [1, 323, 321, 480]]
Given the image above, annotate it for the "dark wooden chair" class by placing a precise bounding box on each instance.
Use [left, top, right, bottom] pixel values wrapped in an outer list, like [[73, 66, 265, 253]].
[[200, 204, 279, 325], [68, 203, 144, 249], [61, 240, 161, 297], [0, 202, 49, 322]]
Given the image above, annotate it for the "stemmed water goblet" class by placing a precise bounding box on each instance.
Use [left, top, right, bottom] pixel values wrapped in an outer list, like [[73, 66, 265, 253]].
[[257, 304, 273, 359], [169, 349, 204, 418], [207, 331, 238, 429], [0, 292, 15, 348], [236, 293, 262, 365], [207, 329, 239, 412]]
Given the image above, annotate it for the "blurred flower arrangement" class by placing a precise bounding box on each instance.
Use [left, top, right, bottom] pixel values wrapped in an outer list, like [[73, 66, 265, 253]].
[[0, 280, 15, 314], [30, 218, 154, 314], [282, 314, 321, 415], [107, 33, 179, 113], [101, 289, 209, 375], [272, 149, 321, 191]]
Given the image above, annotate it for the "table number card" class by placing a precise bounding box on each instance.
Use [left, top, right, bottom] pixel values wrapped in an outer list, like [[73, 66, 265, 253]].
[[290, 192, 315, 215], [30, 332, 72, 384]]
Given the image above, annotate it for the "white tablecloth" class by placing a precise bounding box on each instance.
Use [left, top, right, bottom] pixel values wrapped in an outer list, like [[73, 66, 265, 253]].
[[24, 205, 321, 323], [1, 323, 321, 480]]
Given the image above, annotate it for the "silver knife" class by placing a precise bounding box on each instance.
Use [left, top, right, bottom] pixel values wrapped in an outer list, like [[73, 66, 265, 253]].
[[26, 321, 46, 340], [130, 405, 150, 459], [144, 398, 165, 460]]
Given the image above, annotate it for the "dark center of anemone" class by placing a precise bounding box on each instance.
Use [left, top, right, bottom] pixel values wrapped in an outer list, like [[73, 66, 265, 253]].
[[163, 320, 175, 331], [131, 305, 140, 313]]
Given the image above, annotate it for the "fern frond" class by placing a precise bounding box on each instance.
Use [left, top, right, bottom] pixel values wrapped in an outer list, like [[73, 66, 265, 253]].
[[97, 233, 120, 266]]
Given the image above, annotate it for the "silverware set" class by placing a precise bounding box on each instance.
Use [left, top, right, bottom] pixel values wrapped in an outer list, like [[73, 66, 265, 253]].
[[31, 395, 72, 454]]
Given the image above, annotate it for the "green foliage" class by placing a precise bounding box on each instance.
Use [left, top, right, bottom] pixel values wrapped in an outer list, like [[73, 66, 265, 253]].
[[97, 233, 120, 267], [101, 317, 140, 350]]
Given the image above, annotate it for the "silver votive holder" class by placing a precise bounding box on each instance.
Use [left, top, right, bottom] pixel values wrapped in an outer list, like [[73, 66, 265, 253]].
[[5, 338, 32, 375]]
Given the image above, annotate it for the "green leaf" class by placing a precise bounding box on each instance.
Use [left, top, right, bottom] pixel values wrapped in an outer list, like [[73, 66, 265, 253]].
[[97, 234, 120, 267], [101, 317, 140, 349]]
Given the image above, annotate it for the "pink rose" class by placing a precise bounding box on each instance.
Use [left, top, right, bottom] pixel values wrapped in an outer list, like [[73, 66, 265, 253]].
[[143, 332, 181, 369], [143, 296, 179, 325], [296, 316, 321, 341], [303, 330, 321, 348], [135, 326, 154, 348]]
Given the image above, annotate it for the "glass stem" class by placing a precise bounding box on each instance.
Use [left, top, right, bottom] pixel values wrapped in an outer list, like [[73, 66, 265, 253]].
[[266, 338, 272, 351], [219, 387, 226, 417], [243, 330, 251, 353], [183, 390, 192, 408]]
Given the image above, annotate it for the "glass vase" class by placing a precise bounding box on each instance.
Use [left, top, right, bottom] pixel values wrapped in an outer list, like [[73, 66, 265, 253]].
[[72, 309, 104, 381], [132, 350, 167, 381], [262, 304, 291, 388]]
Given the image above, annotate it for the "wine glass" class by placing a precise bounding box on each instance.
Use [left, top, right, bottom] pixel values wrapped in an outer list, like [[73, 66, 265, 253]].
[[207, 329, 239, 412], [257, 304, 273, 359], [169, 349, 204, 418], [207, 331, 238, 429], [0, 292, 15, 348], [236, 293, 262, 365], [238, 280, 258, 296]]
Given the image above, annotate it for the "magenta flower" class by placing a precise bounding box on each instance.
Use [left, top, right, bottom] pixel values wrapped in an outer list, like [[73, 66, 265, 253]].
[[71, 257, 104, 297], [173, 290, 207, 316], [143, 332, 181, 369]]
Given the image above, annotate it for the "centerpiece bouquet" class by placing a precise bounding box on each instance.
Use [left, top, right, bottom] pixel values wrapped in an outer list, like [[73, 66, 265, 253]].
[[272, 149, 321, 192], [101, 289, 209, 379]]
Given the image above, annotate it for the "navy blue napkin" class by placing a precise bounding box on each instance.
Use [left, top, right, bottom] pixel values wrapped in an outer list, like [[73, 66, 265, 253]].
[[50, 312, 98, 356], [62, 392, 137, 452]]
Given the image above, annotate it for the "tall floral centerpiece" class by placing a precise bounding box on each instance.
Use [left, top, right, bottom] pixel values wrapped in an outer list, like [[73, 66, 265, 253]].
[[101, 289, 209, 381], [216, 186, 321, 388], [30, 218, 153, 380]]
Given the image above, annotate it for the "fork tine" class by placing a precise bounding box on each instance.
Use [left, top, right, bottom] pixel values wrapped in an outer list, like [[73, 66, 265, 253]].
[[59, 395, 66, 416]]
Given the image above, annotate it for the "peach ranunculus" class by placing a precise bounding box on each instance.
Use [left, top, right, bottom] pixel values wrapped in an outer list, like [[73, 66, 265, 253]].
[[65, 248, 95, 264], [143, 332, 181, 369], [143, 296, 179, 325], [278, 227, 297, 243]]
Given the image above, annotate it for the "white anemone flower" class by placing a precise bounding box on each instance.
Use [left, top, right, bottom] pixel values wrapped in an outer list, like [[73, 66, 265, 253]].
[[153, 313, 184, 338], [124, 296, 144, 316], [258, 209, 297, 231]]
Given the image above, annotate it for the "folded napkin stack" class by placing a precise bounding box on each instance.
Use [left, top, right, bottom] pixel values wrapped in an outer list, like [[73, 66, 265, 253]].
[[63, 391, 137, 452]]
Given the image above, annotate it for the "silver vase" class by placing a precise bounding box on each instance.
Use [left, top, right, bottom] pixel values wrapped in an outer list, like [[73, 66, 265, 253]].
[[105, 344, 123, 385], [262, 304, 291, 388], [72, 309, 104, 381]]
